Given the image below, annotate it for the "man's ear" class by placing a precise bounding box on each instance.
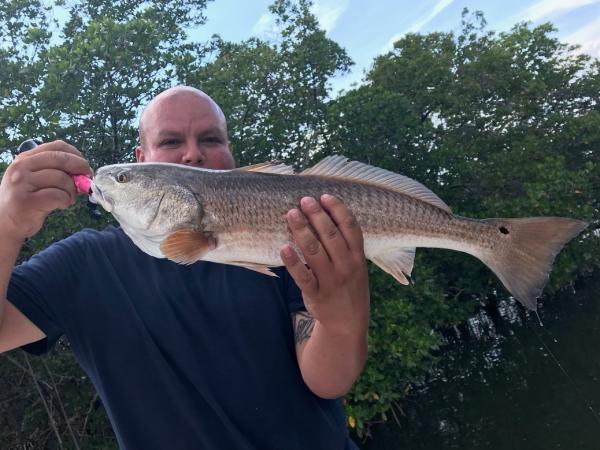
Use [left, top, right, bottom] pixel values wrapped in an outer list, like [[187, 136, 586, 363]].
[[135, 145, 145, 162]]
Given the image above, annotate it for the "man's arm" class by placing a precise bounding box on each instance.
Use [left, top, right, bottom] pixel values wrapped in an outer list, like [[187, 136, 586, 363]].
[[281, 195, 369, 399], [291, 309, 367, 398], [0, 141, 92, 353], [0, 230, 46, 353]]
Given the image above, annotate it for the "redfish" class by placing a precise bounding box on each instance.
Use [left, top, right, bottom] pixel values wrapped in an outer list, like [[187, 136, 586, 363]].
[[90, 156, 587, 310]]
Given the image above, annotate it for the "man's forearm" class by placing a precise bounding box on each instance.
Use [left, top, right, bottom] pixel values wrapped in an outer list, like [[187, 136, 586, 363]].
[[297, 318, 368, 399], [0, 223, 25, 324]]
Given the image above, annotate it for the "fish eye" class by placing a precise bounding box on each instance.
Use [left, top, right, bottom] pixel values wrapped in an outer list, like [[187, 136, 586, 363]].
[[116, 172, 129, 183]]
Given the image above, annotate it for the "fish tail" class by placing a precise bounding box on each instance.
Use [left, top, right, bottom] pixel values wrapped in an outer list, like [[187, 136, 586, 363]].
[[478, 217, 588, 310]]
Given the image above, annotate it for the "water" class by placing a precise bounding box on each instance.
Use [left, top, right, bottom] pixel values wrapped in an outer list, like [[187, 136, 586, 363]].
[[361, 275, 600, 450]]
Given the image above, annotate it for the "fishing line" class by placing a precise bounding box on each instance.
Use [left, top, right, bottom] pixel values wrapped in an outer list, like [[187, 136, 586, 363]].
[[529, 316, 600, 424]]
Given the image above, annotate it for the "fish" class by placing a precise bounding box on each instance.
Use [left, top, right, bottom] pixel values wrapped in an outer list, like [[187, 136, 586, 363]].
[[89, 155, 588, 310]]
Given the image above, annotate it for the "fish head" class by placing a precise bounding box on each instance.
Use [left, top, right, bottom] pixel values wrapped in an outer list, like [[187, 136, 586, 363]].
[[90, 162, 204, 239]]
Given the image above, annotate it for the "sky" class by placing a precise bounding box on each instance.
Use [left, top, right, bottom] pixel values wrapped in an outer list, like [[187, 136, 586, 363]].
[[190, 0, 600, 93], [3, 0, 597, 161]]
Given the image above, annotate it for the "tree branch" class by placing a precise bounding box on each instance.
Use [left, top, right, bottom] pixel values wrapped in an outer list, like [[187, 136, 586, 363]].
[[80, 393, 100, 438], [24, 353, 65, 450], [42, 358, 81, 450]]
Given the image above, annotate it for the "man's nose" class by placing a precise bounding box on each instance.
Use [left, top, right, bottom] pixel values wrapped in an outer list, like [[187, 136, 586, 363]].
[[181, 142, 204, 166]]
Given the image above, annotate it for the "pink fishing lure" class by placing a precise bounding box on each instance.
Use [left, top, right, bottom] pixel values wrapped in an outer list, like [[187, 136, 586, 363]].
[[71, 174, 92, 194]]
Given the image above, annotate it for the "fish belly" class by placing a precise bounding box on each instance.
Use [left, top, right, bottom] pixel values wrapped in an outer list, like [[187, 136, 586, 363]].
[[202, 222, 490, 269], [202, 229, 289, 266]]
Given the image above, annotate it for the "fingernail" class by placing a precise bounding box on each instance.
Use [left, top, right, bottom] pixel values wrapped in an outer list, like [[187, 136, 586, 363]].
[[281, 246, 295, 259], [321, 194, 335, 202], [301, 197, 317, 208], [289, 209, 303, 222]]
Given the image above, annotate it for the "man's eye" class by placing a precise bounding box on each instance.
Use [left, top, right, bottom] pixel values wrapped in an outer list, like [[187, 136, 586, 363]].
[[203, 136, 222, 144], [160, 139, 180, 146]]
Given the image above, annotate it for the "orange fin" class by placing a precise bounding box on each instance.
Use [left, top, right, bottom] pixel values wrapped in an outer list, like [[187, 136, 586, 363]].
[[478, 217, 588, 310], [229, 261, 278, 277], [160, 229, 215, 265], [370, 248, 416, 285]]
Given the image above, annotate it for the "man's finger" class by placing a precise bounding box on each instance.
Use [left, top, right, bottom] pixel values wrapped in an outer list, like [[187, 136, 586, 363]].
[[320, 194, 364, 256], [18, 151, 93, 177], [280, 244, 318, 298], [299, 196, 349, 259], [30, 188, 75, 211], [15, 140, 83, 159], [286, 208, 332, 274], [29, 169, 78, 202]]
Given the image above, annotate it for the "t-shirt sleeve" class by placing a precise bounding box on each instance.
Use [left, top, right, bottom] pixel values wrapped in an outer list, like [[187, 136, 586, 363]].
[[278, 268, 305, 314], [7, 231, 90, 355]]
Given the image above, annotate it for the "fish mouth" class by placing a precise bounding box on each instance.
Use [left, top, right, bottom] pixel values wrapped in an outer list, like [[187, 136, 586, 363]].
[[89, 182, 114, 212]]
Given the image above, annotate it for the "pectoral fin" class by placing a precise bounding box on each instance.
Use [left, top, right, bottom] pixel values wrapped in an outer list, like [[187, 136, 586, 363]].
[[371, 248, 416, 285], [160, 229, 216, 265]]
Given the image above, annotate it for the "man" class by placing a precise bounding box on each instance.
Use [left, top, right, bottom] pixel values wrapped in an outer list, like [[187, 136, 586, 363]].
[[0, 86, 369, 449]]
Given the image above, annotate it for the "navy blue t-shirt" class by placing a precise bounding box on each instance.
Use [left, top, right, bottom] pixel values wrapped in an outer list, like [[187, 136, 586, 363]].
[[8, 227, 357, 450]]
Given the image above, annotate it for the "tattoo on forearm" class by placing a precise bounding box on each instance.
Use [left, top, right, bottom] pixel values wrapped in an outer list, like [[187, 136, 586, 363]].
[[293, 311, 315, 345]]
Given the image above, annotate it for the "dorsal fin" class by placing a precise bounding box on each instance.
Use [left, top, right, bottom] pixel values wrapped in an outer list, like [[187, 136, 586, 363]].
[[235, 161, 295, 175], [300, 155, 451, 213]]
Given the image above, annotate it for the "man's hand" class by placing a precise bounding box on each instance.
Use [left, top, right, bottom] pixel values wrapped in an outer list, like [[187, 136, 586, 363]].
[[281, 194, 369, 335], [0, 140, 92, 241], [281, 194, 370, 398]]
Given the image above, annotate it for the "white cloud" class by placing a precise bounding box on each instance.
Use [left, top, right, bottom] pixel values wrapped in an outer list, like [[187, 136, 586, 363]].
[[251, 13, 277, 37], [381, 32, 404, 53], [251, 0, 348, 39], [311, 0, 348, 34], [564, 16, 600, 58], [522, 0, 600, 22], [407, 0, 454, 33], [380, 0, 454, 53]]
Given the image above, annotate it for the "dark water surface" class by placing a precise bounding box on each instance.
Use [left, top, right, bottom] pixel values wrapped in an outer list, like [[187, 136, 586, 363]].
[[361, 275, 600, 450]]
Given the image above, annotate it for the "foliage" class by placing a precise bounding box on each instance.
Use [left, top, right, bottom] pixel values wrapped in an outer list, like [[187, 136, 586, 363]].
[[327, 9, 599, 437], [345, 258, 476, 437], [1, 2, 599, 446], [0, 340, 116, 449], [0, 0, 210, 166], [178, 0, 352, 167]]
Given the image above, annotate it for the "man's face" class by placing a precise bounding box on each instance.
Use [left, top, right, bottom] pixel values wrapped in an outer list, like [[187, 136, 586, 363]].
[[136, 92, 235, 170]]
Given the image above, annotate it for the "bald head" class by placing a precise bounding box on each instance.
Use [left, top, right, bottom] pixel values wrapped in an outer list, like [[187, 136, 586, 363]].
[[134, 85, 234, 169], [139, 86, 227, 149]]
